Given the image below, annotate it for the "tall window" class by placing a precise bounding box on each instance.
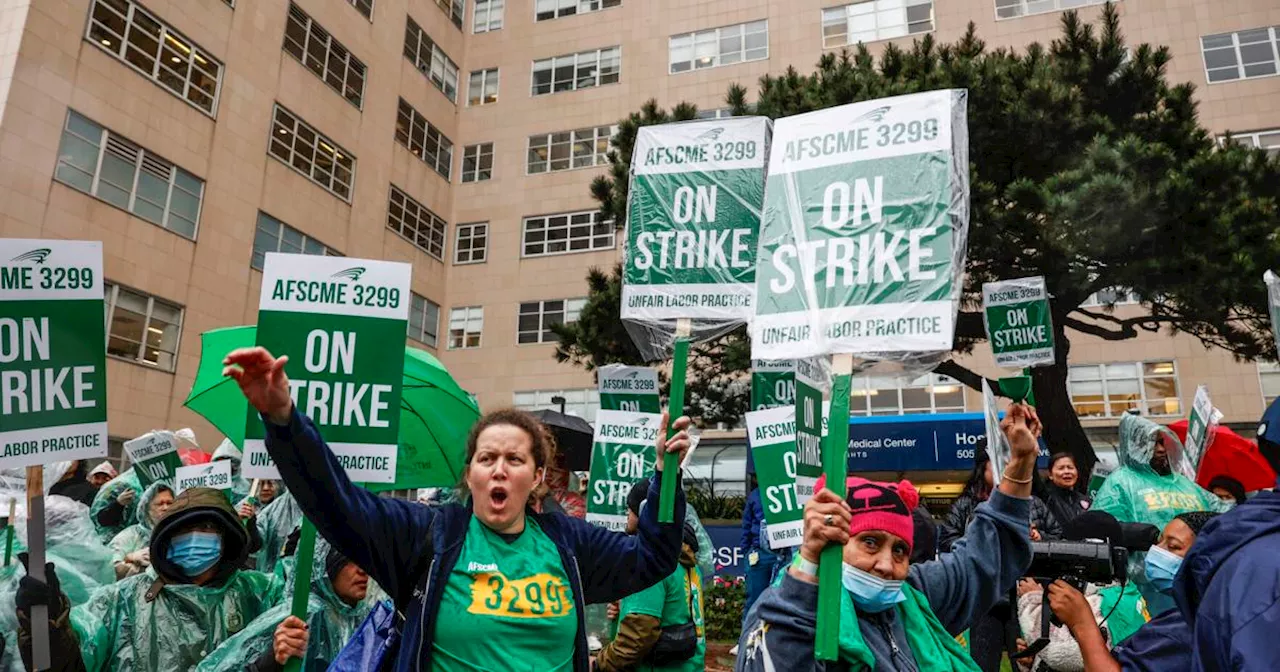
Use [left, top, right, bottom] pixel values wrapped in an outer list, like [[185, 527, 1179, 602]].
[[518, 299, 585, 344], [387, 186, 446, 260], [848, 373, 966, 416], [86, 0, 223, 114], [283, 3, 366, 108], [1221, 129, 1280, 157], [513, 388, 600, 423], [104, 282, 183, 371], [669, 21, 767, 74], [531, 46, 620, 95], [455, 222, 488, 264], [252, 212, 341, 270], [55, 111, 203, 239], [449, 306, 483, 349], [527, 126, 614, 174], [822, 1, 933, 47], [409, 293, 441, 347], [535, 0, 620, 21], [1260, 362, 1280, 406], [269, 106, 356, 200], [1202, 28, 1280, 83], [522, 210, 614, 257], [474, 0, 503, 32], [395, 99, 453, 180], [404, 17, 460, 102], [435, 0, 465, 29], [346, 0, 372, 19], [995, 0, 1108, 20], [461, 144, 494, 182], [468, 68, 499, 106], [1069, 361, 1181, 418]]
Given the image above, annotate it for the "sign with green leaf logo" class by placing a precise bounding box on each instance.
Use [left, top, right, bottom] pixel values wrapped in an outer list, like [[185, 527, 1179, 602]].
[[585, 410, 661, 531], [751, 359, 795, 411], [598, 364, 660, 413], [174, 460, 232, 495], [983, 276, 1055, 368], [746, 405, 803, 549], [125, 431, 183, 487]]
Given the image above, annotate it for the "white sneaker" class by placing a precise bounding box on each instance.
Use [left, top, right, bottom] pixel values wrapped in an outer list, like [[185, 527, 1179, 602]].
[[729, 645, 739, 655], [588, 635, 603, 652]]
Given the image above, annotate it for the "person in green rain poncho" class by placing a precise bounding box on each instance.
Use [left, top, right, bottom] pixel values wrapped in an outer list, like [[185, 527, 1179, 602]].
[[251, 489, 303, 575], [1091, 413, 1228, 616], [14, 487, 284, 672], [197, 537, 373, 672], [88, 470, 143, 543], [212, 438, 255, 504], [107, 482, 174, 580]]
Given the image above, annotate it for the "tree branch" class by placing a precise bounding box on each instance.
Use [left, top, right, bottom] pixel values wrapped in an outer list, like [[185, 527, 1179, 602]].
[[935, 360, 1003, 395], [1060, 315, 1134, 340]]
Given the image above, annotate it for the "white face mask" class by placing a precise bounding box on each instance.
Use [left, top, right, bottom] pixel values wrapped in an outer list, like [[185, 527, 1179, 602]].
[[841, 563, 906, 613]]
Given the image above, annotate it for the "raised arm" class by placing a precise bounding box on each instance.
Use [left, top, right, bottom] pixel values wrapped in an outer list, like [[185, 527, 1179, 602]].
[[225, 347, 433, 605]]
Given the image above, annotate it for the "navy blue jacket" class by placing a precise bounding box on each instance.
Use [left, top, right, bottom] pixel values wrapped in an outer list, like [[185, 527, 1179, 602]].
[[263, 409, 686, 672], [740, 489, 765, 552]]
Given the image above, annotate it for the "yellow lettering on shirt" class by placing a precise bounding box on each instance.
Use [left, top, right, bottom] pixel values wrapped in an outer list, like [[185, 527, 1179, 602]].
[[1139, 490, 1200, 512], [468, 571, 574, 619]]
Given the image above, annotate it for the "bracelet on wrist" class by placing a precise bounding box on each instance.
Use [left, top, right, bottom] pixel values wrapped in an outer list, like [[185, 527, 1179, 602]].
[[1002, 470, 1033, 485]]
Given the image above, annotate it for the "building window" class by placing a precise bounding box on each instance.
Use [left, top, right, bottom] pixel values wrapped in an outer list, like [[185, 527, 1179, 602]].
[[1080, 287, 1141, 308], [435, 0, 465, 29], [517, 299, 585, 344], [268, 105, 355, 200], [404, 17, 460, 102], [251, 211, 341, 270], [848, 373, 966, 416], [696, 107, 734, 119], [995, 0, 1108, 20], [346, 0, 372, 19], [522, 210, 614, 257], [468, 68, 499, 106], [409, 293, 441, 347], [283, 3, 366, 108], [1202, 27, 1280, 83], [387, 186, 446, 260], [455, 222, 488, 264], [669, 20, 767, 74], [531, 46, 620, 95], [514, 388, 600, 423], [395, 99, 453, 180], [104, 282, 183, 371], [461, 143, 494, 182], [86, 0, 223, 114], [449, 306, 483, 349], [1260, 362, 1280, 406], [474, 0, 503, 32], [1221, 129, 1280, 157], [535, 0, 620, 21], [1069, 361, 1181, 418], [526, 126, 614, 174], [822, 1, 932, 47], [54, 111, 204, 239]]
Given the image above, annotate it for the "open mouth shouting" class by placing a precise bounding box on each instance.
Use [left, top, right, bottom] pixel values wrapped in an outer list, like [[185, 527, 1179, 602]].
[[489, 486, 510, 510]]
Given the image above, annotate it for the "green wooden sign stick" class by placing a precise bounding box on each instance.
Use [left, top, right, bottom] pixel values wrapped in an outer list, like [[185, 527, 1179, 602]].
[[816, 353, 853, 661], [659, 320, 691, 524], [282, 517, 318, 672]]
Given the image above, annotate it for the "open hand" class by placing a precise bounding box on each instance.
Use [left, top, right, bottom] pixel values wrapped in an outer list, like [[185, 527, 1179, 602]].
[[223, 347, 293, 424], [655, 412, 691, 473], [798, 489, 851, 569], [273, 615, 309, 664]]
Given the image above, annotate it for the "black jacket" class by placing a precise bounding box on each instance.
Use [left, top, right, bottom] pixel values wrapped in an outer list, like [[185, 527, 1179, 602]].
[[940, 492, 1061, 553], [1041, 484, 1091, 531]]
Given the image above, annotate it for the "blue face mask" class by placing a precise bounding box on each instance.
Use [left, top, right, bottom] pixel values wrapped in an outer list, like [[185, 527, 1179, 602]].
[[1144, 545, 1183, 594], [842, 563, 906, 613], [167, 531, 222, 577]]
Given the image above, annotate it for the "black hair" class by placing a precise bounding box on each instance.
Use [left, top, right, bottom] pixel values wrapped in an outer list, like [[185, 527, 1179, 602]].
[[1206, 475, 1246, 505], [961, 441, 992, 501], [1174, 511, 1219, 537]]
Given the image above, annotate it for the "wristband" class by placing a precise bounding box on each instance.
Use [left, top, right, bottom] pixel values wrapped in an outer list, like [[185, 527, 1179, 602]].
[[795, 557, 819, 576]]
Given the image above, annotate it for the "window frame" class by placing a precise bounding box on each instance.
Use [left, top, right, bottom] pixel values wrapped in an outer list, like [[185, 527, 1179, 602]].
[[668, 20, 768, 74], [408, 292, 441, 347], [1068, 360, 1182, 419], [454, 222, 489, 265], [461, 143, 494, 183], [847, 373, 967, 416], [994, 0, 1110, 21], [448, 305, 484, 349], [473, 0, 504, 33], [534, 0, 621, 22], [386, 185, 447, 261], [267, 105, 356, 201], [435, 0, 465, 29], [394, 99, 454, 181], [346, 0, 373, 20], [1201, 27, 1280, 84], [526, 125, 616, 175], [282, 3, 367, 108], [821, 0, 934, 48], [404, 16, 461, 103], [1260, 361, 1280, 407], [530, 46, 621, 96], [85, 0, 225, 116], [1079, 287, 1140, 308], [251, 211, 342, 271], [516, 298, 586, 345], [696, 108, 735, 119], [512, 388, 601, 423], [468, 68, 500, 106], [1219, 128, 1280, 157], [521, 209, 616, 258], [103, 281, 185, 372]]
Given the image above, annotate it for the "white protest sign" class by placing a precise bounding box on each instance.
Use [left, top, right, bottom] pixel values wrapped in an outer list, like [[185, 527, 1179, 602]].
[[124, 431, 182, 487], [746, 405, 804, 549], [1184, 385, 1214, 472], [174, 460, 233, 495]]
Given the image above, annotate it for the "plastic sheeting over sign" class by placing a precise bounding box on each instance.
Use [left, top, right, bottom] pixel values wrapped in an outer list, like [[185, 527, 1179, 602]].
[[751, 90, 970, 363], [622, 116, 771, 360]]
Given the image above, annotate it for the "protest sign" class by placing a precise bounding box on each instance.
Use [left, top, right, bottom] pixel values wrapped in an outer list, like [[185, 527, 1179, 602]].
[[746, 406, 803, 549], [1183, 385, 1214, 472], [1266, 271, 1279, 360], [794, 356, 830, 505], [983, 276, 1055, 368], [125, 431, 183, 487], [243, 253, 410, 483], [598, 364, 660, 413], [0, 239, 107, 470], [983, 380, 1013, 479], [751, 90, 970, 361], [174, 460, 233, 495], [751, 359, 795, 411], [586, 410, 662, 531]]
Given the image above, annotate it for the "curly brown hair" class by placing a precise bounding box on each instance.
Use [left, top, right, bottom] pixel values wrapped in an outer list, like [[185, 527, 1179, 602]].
[[460, 408, 559, 502]]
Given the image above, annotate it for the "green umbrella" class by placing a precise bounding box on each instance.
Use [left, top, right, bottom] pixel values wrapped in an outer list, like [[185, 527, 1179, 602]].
[[183, 326, 478, 489]]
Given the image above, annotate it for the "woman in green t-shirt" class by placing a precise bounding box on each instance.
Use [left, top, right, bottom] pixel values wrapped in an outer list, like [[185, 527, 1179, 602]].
[[224, 344, 693, 672]]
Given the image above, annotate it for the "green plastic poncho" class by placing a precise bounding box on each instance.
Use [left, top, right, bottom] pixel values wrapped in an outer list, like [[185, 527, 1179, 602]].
[[106, 482, 173, 569], [254, 489, 303, 574], [196, 537, 374, 671], [212, 439, 254, 504], [89, 469, 143, 542], [1092, 413, 1228, 614]]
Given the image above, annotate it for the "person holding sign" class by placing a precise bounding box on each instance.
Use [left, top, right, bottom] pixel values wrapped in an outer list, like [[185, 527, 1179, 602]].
[[735, 403, 1040, 672], [106, 482, 173, 579], [222, 346, 692, 672]]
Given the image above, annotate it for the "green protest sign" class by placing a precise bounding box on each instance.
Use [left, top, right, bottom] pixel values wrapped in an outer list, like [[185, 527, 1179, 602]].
[[244, 253, 411, 483], [983, 276, 1055, 368], [794, 356, 830, 505], [125, 431, 183, 487], [622, 117, 770, 322], [751, 359, 795, 411], [1266, 271, 1279, 360], [174, 460, 232, 496], [751, 90, 969, 361], [746, 406, 803, 549], [585, 410, 661, 531], [598, 364, 660, 413], [1184, 385, 1214, 472], [0, 239, 107, 469]]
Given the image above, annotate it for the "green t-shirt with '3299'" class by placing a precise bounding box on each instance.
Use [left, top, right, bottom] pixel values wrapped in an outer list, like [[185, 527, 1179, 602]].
[[432, 516, 577, 671]]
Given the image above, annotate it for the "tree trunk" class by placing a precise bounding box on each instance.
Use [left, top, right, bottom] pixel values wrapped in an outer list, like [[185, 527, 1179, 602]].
[[1030, 325, 1098, 486]]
